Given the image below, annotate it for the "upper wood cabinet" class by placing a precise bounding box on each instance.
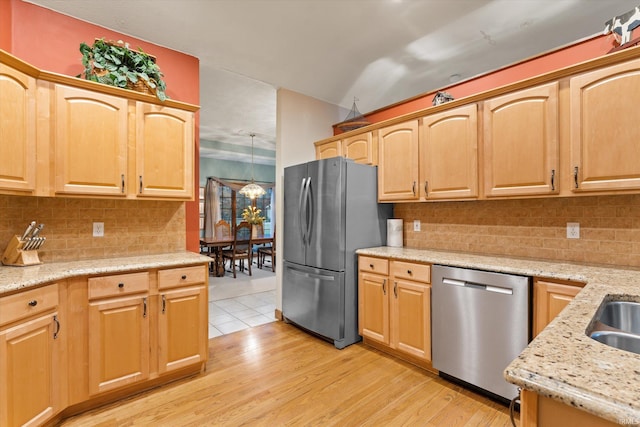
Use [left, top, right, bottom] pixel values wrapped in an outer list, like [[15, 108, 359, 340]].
[[0, 62, 37, 193], [54, 85, 129, 196], [377, 120, 419, 201], [316, 140, 341, 160], [135, 103, 194, 199], [343, 131, 376, 165], [484, 82, 559, 197], [420, 104, 478, 200], [570, 58, 640, 193]]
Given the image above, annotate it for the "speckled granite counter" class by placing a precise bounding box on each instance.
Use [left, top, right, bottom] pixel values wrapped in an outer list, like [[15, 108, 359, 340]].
[[0, 252, 212, 295], [357, 246, 640, 425]]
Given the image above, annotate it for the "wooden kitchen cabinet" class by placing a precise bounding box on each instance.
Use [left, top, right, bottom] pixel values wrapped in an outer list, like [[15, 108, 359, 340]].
[[0, 283, 63, 427], [377, 120, 420, 201], [135, 102, 194, 199], [87, 272, 150, 395], [570, 58, 640, 193], [483, 82, 559, 197], [521, 389, 618, 427], [358, 256, 432, 365], [53, 84, 129, 196], [315, 139, 342, 160], [420, 104, 478, 200], [343, 131, 376, 165], [0, 61, 37, 194], [157, 266, 208, 374], [533, 278, 584, 337]]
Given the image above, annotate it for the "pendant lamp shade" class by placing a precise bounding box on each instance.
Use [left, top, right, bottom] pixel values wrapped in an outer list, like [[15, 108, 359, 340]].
[[239, 133, 266, 199]]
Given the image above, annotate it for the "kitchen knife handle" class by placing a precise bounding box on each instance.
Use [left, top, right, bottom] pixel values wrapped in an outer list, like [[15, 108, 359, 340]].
[[21, 221, 36, 241]]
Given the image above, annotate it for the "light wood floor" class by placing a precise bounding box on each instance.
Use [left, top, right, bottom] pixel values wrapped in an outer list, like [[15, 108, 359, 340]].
[[60, 321, 513, 426]]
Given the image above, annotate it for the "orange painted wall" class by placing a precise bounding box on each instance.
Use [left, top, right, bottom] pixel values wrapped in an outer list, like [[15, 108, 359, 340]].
[[336, 31, 628, 131], [5, 0, 201, 253]]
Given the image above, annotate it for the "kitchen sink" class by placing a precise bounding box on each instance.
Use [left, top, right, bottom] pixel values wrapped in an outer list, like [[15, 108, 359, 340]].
[[588, 299, 640, 354], [589, 331, 640, 355]]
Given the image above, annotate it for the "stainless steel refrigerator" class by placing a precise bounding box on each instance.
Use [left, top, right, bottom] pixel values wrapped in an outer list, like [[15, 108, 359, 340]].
[[283, 157, 392, 349]]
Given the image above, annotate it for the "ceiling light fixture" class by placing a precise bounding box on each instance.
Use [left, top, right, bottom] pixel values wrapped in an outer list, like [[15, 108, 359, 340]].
[[239, 133, 266, 200]]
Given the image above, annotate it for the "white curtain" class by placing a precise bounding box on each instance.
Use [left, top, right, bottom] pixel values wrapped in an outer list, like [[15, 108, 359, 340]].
[[204, 178, 221, 239], [270, 187, 276, 236]]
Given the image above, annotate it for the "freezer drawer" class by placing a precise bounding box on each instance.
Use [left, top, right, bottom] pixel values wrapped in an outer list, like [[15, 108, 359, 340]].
[[282, 262, 345, 343]]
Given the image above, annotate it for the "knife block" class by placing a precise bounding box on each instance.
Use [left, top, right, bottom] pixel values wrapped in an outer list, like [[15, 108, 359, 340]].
[[2, 235, 42, 266]]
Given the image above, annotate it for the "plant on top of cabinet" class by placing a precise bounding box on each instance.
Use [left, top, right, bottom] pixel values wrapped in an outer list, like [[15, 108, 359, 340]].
[[79, 38, 168, 101]]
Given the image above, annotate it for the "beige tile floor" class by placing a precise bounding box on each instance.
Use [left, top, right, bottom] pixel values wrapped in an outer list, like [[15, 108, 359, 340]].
[[208, 264, 277, 338]]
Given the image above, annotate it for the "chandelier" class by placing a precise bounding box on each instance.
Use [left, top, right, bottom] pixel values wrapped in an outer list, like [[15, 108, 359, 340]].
[[239, 133, 266, 199]]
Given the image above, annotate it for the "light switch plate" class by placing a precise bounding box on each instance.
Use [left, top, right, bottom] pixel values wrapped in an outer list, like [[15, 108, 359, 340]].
[[93, 222, 104, 237], [567, 222, 580, 239], [413, 220, 421, 232]]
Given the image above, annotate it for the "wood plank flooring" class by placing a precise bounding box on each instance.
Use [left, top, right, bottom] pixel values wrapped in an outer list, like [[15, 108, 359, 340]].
[[60, 321, 513, 426]]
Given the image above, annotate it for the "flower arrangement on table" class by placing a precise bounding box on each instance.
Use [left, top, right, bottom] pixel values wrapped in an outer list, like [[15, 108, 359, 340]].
[[242, 206, 265, 225]]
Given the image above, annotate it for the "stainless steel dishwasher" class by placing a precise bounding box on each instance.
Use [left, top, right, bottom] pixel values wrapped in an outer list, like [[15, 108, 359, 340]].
[[431, 265, 531, 402]]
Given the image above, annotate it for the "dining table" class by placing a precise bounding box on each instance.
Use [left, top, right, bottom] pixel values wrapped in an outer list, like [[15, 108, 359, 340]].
[[200, 234, 274, 277]]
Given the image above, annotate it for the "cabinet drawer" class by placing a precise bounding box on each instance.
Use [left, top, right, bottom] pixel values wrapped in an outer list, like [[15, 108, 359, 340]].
[[88, 272, 149, 300], [157, 265, 206, 290], [391, 261, 431, 283], [0, 283, 59, 326], [359, 256, 389, 275]]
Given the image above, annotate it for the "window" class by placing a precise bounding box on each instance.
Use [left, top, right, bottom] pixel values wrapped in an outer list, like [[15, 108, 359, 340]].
[[218, 184, 272, 234]]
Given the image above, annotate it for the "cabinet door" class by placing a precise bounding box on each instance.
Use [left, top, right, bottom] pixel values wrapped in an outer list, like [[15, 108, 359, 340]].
[[343, 132, 374, 165], [158, 286, 207, 374], [0, 313, 61, 427], [54, 85, 128, 196], [88, 295, 149, 395], [358, 272, 390, 345], [0, 63, 36, 193], [315, 140, 341, 160], [533, 279, 582, 337], [390, 279, 431, 361], [420, 104, 478, 200], [377, 120, 419, 201], [570, 58, 640, 192], [136, 102, 194, 199], [484, 83, 559, 197]]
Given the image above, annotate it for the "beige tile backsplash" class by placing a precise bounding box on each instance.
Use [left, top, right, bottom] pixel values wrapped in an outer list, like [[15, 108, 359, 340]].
[[395, 195, 640, 268], [0, 195, 186, 263]]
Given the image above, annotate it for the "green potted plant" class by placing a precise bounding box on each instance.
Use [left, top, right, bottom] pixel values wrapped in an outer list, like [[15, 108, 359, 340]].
[[78, 38, 168, 101]]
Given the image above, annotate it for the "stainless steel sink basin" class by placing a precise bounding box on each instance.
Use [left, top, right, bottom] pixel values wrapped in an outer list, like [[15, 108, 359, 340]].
[[597, 301, 640, 335], [588, 299, 640, 354], [589, 331, 640, 355]]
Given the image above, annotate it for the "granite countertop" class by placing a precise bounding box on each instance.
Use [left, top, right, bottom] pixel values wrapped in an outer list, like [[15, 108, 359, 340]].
[[357, 246, 640, 425], [0, 252, 212, 295]]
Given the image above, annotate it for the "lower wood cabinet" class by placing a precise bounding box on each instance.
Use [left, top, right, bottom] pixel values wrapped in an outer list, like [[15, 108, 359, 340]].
[[87, 272, 150, 395], [358, 255, 432, 365], [521, 389, 618, 427], [0, 283, 63, 427], [533, 277, 584, 337]]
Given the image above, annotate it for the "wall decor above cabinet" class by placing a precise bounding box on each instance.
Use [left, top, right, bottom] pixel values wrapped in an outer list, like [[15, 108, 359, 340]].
[[0, 49, 199, 201]]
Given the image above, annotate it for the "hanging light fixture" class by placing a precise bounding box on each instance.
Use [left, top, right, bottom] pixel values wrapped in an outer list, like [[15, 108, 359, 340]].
[[239, 133, 266, 200]]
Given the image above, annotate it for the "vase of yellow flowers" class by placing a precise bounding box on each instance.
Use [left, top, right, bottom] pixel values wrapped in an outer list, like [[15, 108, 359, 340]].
[[242, 206, 265, 238]]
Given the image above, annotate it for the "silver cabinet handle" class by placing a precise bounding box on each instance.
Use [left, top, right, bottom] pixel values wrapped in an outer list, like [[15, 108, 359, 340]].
[[550, 169, 555, 191], [574, 166, 579, 189]]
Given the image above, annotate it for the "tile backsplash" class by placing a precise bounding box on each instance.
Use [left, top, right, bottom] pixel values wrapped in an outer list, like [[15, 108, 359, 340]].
[[395, 194, 640, 268], [0, 196, 186, 263]]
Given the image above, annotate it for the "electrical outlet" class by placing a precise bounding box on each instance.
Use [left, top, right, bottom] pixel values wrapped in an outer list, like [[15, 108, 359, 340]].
[[413, 220, 421, 232], [567, 222, 580, 239], [93, 222, 104, 237]]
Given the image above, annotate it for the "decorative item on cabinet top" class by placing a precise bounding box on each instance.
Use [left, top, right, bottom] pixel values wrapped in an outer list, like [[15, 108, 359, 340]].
[[78, 38, 168, 101], [336, 97, 370, 132], [603, 5, 640, 47], [432, 91, 454, 106]]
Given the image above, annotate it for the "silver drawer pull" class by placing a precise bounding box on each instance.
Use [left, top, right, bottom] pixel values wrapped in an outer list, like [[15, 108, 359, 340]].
[[443, 278, 465, 287]]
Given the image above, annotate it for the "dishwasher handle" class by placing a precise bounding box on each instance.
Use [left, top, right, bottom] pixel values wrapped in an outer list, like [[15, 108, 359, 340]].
[[442, 277, 513, 295]]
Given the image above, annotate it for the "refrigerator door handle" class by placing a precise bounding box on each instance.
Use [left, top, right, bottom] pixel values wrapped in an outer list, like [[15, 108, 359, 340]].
[[288, 265, 336, 281], [305, 176, 313, 245], [298, 177, 308, 244]]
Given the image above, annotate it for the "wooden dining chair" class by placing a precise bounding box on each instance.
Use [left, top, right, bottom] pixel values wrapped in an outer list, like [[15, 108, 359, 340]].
[[214, 219, 231, 239], [222, 221, 252, 278], [257, 228, 275, 272]]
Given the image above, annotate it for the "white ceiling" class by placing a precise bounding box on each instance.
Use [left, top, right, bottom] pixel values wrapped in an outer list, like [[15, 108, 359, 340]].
[[27, 0, 637, 165]]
